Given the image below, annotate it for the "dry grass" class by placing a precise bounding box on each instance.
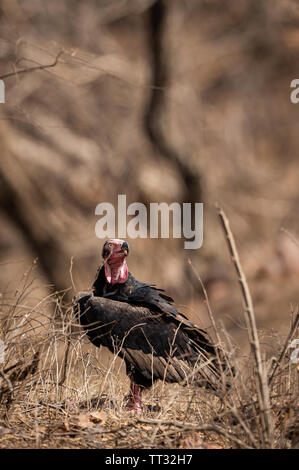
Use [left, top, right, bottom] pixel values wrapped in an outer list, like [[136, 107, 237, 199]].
[[0, 221, 298, 450]]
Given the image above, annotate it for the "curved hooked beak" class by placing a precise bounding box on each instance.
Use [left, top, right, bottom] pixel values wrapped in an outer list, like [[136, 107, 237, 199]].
[[120, 248, 128, 257], [110, 248, 128, 257]]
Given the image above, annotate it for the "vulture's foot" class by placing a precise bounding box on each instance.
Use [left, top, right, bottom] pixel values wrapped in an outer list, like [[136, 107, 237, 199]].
[[126, 380, 143, 414], [126, 403, 143, 414]]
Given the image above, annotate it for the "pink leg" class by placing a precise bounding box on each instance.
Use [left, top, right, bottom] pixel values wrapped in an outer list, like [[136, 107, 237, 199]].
[[126, 379, 142, 413]]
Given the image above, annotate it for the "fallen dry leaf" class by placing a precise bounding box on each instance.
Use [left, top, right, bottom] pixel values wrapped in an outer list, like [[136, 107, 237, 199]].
[[73, 412, 95, 429], [89, 410, 107, 424], [68, 410, 108, 429], [204, 442, 223, 449], [179, 432, 204, 449]]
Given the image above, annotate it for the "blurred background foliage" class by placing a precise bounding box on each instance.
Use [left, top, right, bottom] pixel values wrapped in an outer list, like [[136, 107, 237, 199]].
[[1, 0, 299, 350]]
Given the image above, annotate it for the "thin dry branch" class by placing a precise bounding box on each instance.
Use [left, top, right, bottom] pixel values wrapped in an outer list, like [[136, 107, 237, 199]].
[[217, 206, 274, 448], [0, 51, 63, 81], [137, 417, 253, 449]]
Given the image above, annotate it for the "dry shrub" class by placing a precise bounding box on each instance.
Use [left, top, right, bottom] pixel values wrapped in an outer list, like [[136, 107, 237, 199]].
[[0, 241, 298, 449]]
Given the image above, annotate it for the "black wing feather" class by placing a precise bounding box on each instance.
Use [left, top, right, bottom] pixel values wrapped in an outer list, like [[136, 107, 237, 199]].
[[76, 294, 221, 389], [128, 284, 216, 356]]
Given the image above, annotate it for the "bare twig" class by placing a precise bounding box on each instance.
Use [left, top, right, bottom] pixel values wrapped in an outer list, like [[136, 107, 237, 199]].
[[69, 257, 76, 293], [0, 51, 63, 81], [59, 337, 71, 387], [217, 206, 274, 447], [137, 417, 252, 449]]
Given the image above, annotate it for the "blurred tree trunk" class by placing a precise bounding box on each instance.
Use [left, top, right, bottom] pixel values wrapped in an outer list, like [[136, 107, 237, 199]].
[[0, 124, 69, 297], [144, 0, 202, 205]]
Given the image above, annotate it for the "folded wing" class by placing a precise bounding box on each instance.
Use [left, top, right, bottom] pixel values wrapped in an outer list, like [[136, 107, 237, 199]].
[[76, 293, 222, 390]]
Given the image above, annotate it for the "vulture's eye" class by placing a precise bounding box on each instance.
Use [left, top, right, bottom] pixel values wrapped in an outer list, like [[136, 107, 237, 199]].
[[102, 242, 112, 258]]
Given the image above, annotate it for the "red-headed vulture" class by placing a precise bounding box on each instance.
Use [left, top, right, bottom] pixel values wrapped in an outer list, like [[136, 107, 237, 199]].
[[75, 239, 226, 412]]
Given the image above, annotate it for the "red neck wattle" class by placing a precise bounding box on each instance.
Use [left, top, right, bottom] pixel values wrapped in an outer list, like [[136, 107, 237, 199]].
[[104, 259, 128, 284]]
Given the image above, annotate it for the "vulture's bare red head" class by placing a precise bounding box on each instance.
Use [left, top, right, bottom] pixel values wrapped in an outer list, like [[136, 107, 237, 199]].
[[102, 239, 129, 284]]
